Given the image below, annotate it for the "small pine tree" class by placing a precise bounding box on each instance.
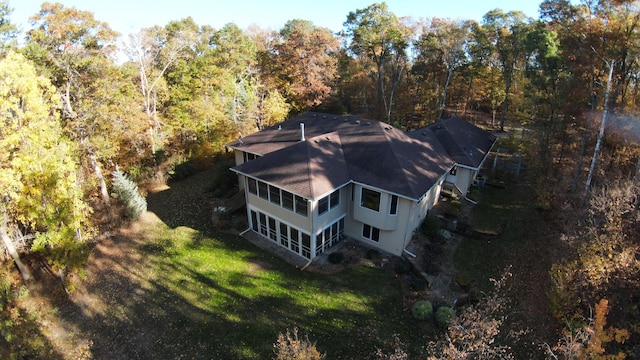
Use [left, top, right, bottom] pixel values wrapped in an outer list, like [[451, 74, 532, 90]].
[[111, 167, 147, 220]]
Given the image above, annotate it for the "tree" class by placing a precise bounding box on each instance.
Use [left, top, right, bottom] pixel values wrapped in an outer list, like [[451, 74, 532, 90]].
[[0, 1, 17, 50], [426, 272, 523, 360], [414, 18, 473, 120], [25, 2, 128, 209], [478, 9, 531, 131], [125, 19, 197, 156], [270, 19, 338, 112], [344, 2, 411, 122], [0, 51, 92, 276], [546, 299, 630, 360]]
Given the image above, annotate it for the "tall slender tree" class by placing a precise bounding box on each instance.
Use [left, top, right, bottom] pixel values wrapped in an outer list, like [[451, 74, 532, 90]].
[[479, 9, 531, 131], [344, 2, 411, 122]]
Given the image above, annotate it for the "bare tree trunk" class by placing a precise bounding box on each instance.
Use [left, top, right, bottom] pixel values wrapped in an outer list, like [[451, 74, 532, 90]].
[[0, 220, 32, 282], [90, 152, 110, 207], [584, 60, 615, 201], [438, 67, 454, 120]]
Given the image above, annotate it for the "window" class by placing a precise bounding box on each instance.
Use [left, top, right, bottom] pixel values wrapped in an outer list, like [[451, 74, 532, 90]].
[[449, 166, 457, 176], [295, 195, 308, 216], [268, 217, 277, 241], [390, 195, 398, 215], [329, 190, 340, 209], [362, 224, 380, 242], [282, 191, 294, 211], [243, 152, 258, 163], [279, 223, 289, 247], [318, 197, 329, 215], [269, 185, 281, 205], [301, 233, 311, 258], [361, 188, 381, 211], [290, 228, 300, 252], [318, 189, 340, 215], [251, 210, 258, 232], [258, 181, 268, 200], [259, 213, 267, 236], [247, 178, 257, 195]]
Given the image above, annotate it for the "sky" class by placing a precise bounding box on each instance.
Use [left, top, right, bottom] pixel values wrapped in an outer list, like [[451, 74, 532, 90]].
[[11, 0, 545, 38]]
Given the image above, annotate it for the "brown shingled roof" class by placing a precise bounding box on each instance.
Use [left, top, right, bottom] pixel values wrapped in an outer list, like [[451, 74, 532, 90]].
[[229, 112, 490, 200]]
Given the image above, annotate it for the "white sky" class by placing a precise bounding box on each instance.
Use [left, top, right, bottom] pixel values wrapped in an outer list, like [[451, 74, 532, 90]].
[[11, 0, 545, 38]]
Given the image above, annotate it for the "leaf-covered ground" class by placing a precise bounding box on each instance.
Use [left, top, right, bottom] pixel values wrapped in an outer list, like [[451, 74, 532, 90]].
[[18, 168, 430, 359]]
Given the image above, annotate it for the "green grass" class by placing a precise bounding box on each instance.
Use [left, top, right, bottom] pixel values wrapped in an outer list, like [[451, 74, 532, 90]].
[[453, 180, 545, 291], [112, 219, 427, 359]]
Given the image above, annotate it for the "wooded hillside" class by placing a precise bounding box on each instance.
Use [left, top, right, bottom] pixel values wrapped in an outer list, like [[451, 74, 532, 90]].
[[1, 1, 639, 358]]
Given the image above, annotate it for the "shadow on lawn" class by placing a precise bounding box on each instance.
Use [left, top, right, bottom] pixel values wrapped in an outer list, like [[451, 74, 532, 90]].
[[146, 168, 218, 235]]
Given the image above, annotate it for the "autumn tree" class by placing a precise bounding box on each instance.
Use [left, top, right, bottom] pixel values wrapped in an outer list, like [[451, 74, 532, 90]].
[[343, 2, 412, 122], [477, 9, 532, 131], [0, 51, 92, 278], [413, 18, 474, 120], [24, 2, 133, 208], [549, 179, 640, 353], [125, 19, 197, 156], [426, 272, 523, 360], [269, 19, 338, 113]]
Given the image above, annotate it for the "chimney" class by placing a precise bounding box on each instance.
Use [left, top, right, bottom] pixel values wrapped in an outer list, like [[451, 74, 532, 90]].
[[300, 123, 305, 141]]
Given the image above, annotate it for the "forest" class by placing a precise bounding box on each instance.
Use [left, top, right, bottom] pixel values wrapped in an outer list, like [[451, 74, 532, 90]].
[[1, 0, 640, 358]]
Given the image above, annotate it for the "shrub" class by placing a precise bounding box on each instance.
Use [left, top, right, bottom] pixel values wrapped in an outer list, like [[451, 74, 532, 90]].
[[328, 252, 344, 264], [435, 306, 456, 328], [274, 327, 325, 360], [111, 167, 147, 220], [412, 300, 433, 320], [421, 215, 440, 237]]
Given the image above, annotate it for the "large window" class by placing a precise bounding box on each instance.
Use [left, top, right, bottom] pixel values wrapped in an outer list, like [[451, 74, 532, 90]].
[[282, 191, 294, 211], [247, 178, 257, 195], [361, 188, 381, 211], [318, 189, 340, 215], [295, 195, 308, 216], [258, 181, 268, 200], [269, 185, 281, 205], [250, 179, 307, 217], [362, 224, 380, 242]]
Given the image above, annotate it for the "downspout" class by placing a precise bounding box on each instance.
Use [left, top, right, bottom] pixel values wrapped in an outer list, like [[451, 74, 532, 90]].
[[403, 248, 417, 258], [300, 259, 313, 271], [451, 183, 478, 205]]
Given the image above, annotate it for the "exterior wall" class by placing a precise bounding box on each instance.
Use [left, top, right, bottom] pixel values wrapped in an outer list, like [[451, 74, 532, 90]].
[[352, 184, 398, 231], [234, 150, 246, 192], [245, 190, 312, 231], [446, 167, 476, 195], [311, 187, 348, 232]]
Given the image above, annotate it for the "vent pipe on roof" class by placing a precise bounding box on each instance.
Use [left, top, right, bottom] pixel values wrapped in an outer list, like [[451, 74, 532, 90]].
[[300, 123, 305, 141]]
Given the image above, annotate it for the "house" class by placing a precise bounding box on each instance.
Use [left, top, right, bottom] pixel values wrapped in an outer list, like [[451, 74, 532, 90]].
[[226, 112, 496, 262]]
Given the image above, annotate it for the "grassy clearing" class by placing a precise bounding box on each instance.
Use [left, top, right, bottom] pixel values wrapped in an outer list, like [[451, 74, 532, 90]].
[[453, 180, 541, 290], [119, 220, 426, 359]]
